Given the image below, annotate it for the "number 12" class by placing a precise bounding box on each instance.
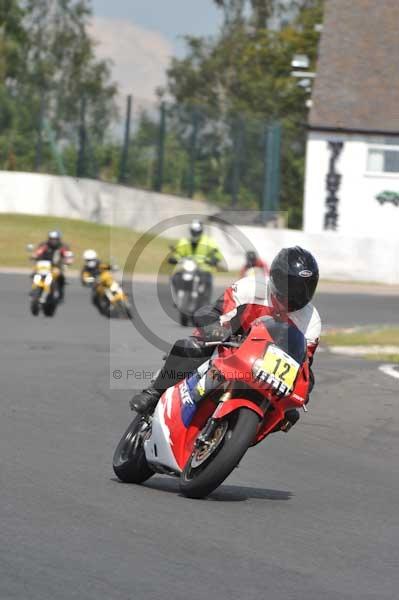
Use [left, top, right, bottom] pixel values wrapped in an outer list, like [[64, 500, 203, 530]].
[[273, 358, 290, 381]]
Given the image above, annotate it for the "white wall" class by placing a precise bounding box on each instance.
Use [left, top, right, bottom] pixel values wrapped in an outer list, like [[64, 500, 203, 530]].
[[0, 171, 215, 235], [2, 170, 399, 284], [304, 131, 399, 238], [211, 225, 399, 285]]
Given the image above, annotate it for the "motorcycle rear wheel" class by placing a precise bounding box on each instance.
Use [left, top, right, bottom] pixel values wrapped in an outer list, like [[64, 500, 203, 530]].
[[179, 408, 260, 499], [113, 415, 154, 484], [30, 289, 41, 316]]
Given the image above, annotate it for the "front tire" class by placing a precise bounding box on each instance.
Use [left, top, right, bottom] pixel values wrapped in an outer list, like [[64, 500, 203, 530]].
[[43, 300, 57, 317], [124, 303, 133, 320], [30, 288, 41, 316], [180, 408, 260, 499], [113, 415, 154, 484], [179, 311, 189, 326], [178, 290, 191, 327], [30, 299, 40, 316]]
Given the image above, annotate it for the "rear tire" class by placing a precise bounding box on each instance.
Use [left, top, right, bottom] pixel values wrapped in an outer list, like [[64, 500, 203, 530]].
[[113, 415, 154, 484], [179, 408, 260, 499]]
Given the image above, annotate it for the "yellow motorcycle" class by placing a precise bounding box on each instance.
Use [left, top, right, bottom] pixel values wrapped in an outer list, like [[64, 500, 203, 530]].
[[92, 269, 132, 319], [30, 260, 62, 317]]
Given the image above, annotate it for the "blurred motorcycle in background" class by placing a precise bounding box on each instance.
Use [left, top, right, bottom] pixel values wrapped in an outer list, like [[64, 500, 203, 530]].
[[169, 250, 218, 327], [29, 259, 62, 317], [92, 267, 132, 320], [27, 243, 73, 317]]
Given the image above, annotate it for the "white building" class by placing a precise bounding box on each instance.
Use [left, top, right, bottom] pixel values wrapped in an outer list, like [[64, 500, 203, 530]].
[[303, 0, 399, 240]]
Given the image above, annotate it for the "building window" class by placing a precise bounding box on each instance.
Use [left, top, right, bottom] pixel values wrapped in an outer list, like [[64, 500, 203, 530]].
[[367, 143, 399, 173]]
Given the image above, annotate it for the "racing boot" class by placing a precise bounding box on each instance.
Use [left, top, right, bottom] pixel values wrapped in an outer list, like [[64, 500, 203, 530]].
[[130, 388, 161, 415]]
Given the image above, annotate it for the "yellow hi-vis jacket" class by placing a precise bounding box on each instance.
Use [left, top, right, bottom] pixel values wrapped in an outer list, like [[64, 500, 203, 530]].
[[171, 235, 223, 272]]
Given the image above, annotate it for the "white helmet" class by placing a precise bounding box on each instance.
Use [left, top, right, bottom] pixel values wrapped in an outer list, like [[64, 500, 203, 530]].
[[190, 219, 203, 242], [83, 249, 98, 268]]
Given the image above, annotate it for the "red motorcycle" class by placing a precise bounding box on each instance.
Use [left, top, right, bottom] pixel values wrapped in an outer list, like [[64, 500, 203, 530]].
[[113, 316, 310, 499]]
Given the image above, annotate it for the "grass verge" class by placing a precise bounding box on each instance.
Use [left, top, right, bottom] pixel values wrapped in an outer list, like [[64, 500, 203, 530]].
[[365, 354, 399, 364], [0, 213, 173, 273], [323, 327, 399, 347]]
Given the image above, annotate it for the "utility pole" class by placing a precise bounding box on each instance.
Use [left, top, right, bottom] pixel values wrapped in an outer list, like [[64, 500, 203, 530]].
[[119, 94, 132, 184]]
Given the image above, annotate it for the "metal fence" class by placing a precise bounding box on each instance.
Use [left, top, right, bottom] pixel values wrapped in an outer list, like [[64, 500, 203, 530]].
[[0, 91, 305, 223]]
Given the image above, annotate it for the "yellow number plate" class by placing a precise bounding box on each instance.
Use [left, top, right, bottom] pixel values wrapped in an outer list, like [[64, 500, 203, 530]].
[[261, 345, 300, 390], [36, 261, 52, 274]]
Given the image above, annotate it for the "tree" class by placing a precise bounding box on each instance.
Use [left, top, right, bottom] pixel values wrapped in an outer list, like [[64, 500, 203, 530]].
[[213, 1, 283, 30], [164, 0, 324, 225], [22, 0, 117, 142], [0, 0, 117, 175], [0, 0, 26, 82]]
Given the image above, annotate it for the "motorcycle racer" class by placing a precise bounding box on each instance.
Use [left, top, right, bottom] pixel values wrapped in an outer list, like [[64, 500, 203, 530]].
[[170, 220, 223, 269], [169, 220, 223, 303], [240, 250, 269, 278], [131, 246, 321, 433], [81, 249, 102, 286], [31, 231, 73, 301]]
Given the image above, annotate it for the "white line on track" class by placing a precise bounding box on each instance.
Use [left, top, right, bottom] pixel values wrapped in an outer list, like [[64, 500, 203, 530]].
[[379, 364, 399, 380]]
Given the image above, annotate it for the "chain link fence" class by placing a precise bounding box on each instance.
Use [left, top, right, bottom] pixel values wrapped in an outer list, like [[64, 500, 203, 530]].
[[0, 91, 306, 226]]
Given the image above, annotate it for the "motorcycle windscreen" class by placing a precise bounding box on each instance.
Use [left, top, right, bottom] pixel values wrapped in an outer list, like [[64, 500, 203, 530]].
[[260, 317, 307, 365]]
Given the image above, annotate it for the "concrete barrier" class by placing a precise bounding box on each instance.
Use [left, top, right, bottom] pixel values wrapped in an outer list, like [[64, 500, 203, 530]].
[[1, 171, 398, 284], [211, 225, 399, 285], [0, 171, 216, 233]]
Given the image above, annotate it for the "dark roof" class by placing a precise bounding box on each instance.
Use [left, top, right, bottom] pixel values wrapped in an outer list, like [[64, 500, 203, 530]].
[[309, 0, 399, 135]]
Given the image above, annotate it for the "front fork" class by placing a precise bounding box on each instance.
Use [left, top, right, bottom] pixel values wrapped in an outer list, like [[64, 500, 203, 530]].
[[195, 388, 231, 445]]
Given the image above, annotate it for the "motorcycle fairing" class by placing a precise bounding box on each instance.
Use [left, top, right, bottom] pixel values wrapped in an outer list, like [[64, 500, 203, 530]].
[[212, 318, 309, 442], [144, 387, 181, 473], [144, 385, 219, 473], [145, 317, 310, 473], [212, 398, 264, 420], [32, 261, 60, 299]]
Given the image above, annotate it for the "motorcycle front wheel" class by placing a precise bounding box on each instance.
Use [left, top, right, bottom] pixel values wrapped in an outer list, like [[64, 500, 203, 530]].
[[179, 311, 189, 327], [43, 299, 57, 317], [124, 303, 133, 321], [30, 289, 41, 316], [113, 415, 154, 484], [177, 291, 191, 326], [180, 408, 260, 499]]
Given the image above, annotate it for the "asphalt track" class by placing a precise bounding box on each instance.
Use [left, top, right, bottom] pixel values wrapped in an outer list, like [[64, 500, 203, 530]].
[[1, 273, 398, 600]]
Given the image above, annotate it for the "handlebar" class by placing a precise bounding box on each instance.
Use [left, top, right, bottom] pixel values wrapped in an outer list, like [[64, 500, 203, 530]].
[[203, 340, 241, 348]]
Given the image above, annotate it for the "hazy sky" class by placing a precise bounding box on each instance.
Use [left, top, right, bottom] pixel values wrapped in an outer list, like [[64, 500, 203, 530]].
[[91, 0, 222, 55], [90, 1, 222, 101]]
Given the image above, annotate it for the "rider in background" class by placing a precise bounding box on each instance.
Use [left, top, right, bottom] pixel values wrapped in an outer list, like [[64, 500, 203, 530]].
[[32, 231, 73, 301], [80, 249, 114, 311], [240, 250, 269, 278], [81, 249, 102, 286], [169, 220, 223, 303]]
